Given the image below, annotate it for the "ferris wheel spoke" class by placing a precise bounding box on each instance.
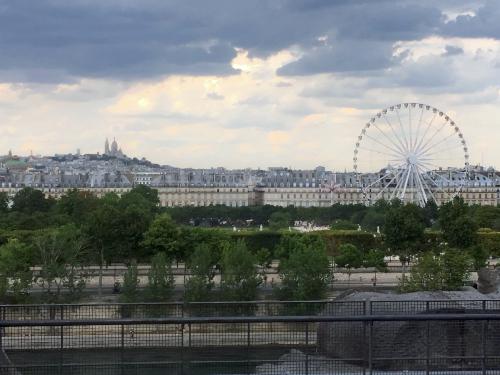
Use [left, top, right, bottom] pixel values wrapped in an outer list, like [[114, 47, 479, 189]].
[[413, 167, 428, 205], [420, 144, 463, 159], [400, 164, 413, 199], [388, 168, 404, 201], [418, 159, 458, 175], [382, 114, 408, 153], [424, 167, 455, 188], [357, 146, 403, 160], [410, 167, 420, 204], [418, 132, 457, 158], [416, 159, 447, 173], [387, 159, 405, 164], [390, 167, 408, 201], [414, 165, 433, 203], [362, 132, 405, 157], [412, 105, 425, 152], [374, 168, 405, 200], [395, 108, 411, 153], [426, 172, 454, 200], [362, 164, 406, 190], [426, 171, 449, 191], [414, 117, 449, 155], [408, 105, 413, 153], [414, 111, 437, 153], [371, 122, 406, 155], [415, 164, 437, 203], [433, 171, 455, 186]]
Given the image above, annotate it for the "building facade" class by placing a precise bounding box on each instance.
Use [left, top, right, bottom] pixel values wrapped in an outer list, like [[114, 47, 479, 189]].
[[1, 148, 499, 207]]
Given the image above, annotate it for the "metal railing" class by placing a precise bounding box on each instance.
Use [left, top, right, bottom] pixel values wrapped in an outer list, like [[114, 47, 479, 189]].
[[1, 312, 500, 374], [0, 300, 363, 321], [2, 299, 500, 321]]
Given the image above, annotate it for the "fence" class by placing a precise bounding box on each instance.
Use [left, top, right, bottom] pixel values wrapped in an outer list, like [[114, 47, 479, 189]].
[[0, 300, 363, 321], [2, 299, 500, 321], [28, 262, 416, 278], [2, 313, 500, 374]]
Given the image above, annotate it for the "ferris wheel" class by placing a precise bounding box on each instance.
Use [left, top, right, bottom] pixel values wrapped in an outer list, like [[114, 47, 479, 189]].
[[353, 103, 470, 206]]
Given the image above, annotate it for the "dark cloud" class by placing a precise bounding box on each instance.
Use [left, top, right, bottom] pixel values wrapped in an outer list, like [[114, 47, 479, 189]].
[[0, 0, 240, 82], [0, 0, 494, 83], [333, 3, 442, 41], [278, 40, 398, 75], [443, 1, 500, 38]]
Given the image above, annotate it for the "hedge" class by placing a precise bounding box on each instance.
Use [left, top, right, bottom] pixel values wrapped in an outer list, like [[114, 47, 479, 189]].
[[319, 230, 381, 255], [230, 231, 283, 254], [231, 230, 383, 256], [231, 230, 500, 258], [0, 229, 46, 246], [477, 231, 500, 257]]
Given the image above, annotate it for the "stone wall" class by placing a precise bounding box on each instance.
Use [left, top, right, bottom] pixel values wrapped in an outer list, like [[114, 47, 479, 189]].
[[317, 291, 500, 370]]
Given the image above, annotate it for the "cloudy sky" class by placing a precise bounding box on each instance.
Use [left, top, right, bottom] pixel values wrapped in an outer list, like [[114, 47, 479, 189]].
[[1, 0, 499, 170]]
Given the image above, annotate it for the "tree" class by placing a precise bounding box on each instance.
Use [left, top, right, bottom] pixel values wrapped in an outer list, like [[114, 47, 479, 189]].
[[121, 260, 140, 303], [441, 248, 473, 290], [277, 235, 331, 301], [33, 225, 89, 302], [56, 189, 99, 224], [470, 205, 500, 229], [360, 210, 385, 232], [334, 243, 363, 285], [184, 243, 220, 302], [84, 199, 121, 297], [468, 244, 489, 271], [256, 248, 272, 272], [177, 227, 229, 264], [400, 252, 443, 292], [448, 216, 478, 249], [145, 252, 174, 302], [0, 192, 8, 213], [400, 249, 472, 292], [384, 202, 426, 281], [12, 187, 53, 214], [423, 200, 439, 228], [269, 211, 291, 230], [330, 220, 357, 231], [116, 193, 155, 261], [0, 239, 33, 302], [363, 249, 387, 271], [142, 213, 180, 261], [127, 185, 160, 211], [220, 240, 261, 301], [439, 197, 478, 249], [275, 233, 325, 260], [363, 248, 387, 286]]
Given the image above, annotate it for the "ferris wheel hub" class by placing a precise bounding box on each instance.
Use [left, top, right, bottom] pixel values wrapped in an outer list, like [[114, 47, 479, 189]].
[[407, 153, 418, 166]]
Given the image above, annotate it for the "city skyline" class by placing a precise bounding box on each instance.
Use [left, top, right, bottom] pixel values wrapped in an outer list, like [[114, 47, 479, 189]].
[[1, 1, 500, 169], [3, 137, 496, 172]]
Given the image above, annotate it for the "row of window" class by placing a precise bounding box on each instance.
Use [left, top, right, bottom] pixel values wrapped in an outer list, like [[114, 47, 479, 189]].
[[274, 193, 329, 199], [159, 188, 246, 193], [162, 201, 248, 207], [266, 201, 327, 207]]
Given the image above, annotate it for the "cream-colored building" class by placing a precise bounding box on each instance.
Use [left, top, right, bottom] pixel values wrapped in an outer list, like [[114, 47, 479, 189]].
[[157, 186, 252, 207], [0, 185, 498, 207], [255, 187, 332, 207]]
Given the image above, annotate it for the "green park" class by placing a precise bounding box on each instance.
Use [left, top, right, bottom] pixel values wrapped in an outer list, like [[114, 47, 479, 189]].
[[0, 185, 498, 304]]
